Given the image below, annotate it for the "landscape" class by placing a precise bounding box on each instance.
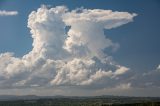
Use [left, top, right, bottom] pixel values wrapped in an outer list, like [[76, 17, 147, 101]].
[[0, 0, 160, 106], [0, 95, 160, 106]]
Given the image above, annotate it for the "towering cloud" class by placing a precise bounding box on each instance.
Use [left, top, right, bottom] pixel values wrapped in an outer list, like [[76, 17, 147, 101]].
[[0, 6, 136, 89]]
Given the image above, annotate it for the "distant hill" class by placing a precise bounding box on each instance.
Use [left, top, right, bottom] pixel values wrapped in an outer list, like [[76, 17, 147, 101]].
[[0, 95, 160, 102], [0, 95, 39, 101]]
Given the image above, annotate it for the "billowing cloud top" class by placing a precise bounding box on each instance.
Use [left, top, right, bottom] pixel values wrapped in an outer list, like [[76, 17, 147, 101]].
[[0, 6, 136, 89], [0, 10, 18, 16]]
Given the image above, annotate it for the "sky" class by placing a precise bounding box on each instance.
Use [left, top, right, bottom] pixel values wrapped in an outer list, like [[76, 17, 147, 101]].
[[0, 0, 160, 96]]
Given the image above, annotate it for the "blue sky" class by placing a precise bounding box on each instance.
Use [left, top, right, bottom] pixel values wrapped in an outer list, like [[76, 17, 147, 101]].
[[0, 0, 160, 96], [1, 0, 160, 72]]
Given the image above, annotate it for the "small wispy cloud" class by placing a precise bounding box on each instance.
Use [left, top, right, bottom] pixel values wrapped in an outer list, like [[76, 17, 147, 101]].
[[0, 10, 18, 16]]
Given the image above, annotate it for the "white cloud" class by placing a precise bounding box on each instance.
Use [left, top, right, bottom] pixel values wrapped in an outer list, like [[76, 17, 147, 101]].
[[0, 10, 18, 16], [63, 8, 136, 59], [129, 65, 160, 88], [115, 83, 131, 90], [157, 65, 160, 70], [94, 83, 132, 96], [0, 6, 136, 89], [114, 66, 129, 76]]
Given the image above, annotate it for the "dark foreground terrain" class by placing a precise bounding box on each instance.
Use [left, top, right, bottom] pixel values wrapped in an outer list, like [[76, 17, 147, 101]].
[[0, 96, 160, 106]]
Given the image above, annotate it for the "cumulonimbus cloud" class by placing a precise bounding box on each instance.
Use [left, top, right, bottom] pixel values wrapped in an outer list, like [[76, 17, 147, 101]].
[[0, 10, 18, 16], [0, 6, 137, 89]]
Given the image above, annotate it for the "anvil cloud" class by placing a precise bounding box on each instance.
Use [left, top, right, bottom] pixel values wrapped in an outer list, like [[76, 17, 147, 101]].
[[0, 6, 136, 89]]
